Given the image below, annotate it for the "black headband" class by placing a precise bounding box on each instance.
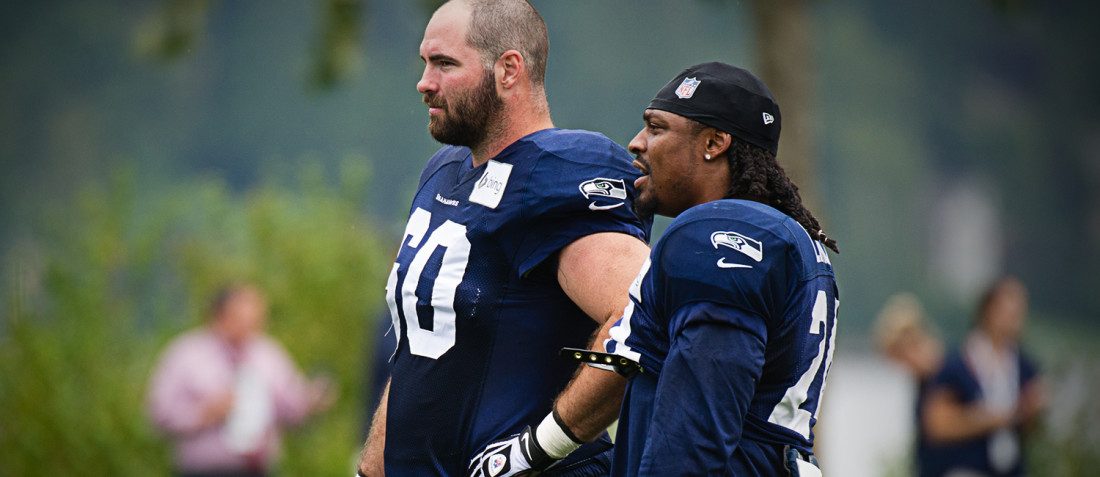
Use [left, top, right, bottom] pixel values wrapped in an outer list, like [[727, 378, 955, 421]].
[[647, 62, 781, 155]]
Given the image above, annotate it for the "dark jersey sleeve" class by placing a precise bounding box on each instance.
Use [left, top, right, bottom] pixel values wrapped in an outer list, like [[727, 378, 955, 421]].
[[636, 301, 767, 476], [511, 135, 650, 277]]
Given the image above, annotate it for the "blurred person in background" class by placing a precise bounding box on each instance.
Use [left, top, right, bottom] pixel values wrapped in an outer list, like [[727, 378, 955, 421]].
[[147, 283, 337, 477], [921, 276, 1046, 477], [874, 292, 945, 476]]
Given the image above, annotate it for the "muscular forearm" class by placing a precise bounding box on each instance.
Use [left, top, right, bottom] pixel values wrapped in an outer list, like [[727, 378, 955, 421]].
[[358, 380, 388, 476], [554, 318, 628, 442], [551, 232, 646, 440]]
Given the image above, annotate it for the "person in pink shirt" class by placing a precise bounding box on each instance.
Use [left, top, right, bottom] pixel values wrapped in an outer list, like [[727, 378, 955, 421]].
[[147, 283, 336, 477]]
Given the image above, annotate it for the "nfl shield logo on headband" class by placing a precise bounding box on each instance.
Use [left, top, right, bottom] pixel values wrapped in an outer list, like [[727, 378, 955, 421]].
[[675, 77, 701, 99]]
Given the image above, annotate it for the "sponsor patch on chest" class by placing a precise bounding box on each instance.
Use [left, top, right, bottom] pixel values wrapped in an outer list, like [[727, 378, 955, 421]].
[[469, 160, 513, 209]]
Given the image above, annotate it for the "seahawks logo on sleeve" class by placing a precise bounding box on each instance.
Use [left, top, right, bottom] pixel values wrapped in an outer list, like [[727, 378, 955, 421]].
[[711, 230, 763, 269], [579, 178, 627, 211]]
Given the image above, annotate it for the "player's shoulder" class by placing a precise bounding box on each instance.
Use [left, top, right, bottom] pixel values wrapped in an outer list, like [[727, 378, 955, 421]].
[[520, 128, 634, 171], [506, 128, 641, 213], [426, 144, 470, 167], [418, 145, 471, 188], [527, 128, 626, 156], [659, 200, 829, 276], [662, 200, 797, 248]]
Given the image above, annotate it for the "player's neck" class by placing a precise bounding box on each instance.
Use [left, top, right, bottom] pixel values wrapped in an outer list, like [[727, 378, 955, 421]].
[[470, 102, 554, 167], [691, 164, 736, 207]]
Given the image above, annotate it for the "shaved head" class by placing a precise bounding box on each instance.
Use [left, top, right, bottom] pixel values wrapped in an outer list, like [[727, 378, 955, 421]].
[[456, 0, 549, 86]]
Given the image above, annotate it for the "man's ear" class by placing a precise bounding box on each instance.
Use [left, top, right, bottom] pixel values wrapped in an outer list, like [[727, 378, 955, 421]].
[[496, 49, 524, 90], [705, 129, 732, 160]]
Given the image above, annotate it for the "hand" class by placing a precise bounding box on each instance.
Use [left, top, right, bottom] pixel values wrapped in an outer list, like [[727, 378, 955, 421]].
[[199, 391, 235, 429], [468, 426, 557, 477]]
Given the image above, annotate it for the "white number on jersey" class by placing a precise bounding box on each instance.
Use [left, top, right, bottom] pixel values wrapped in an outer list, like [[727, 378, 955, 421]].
[[385, 208, 472, 359], [767, 290, 839, 439]]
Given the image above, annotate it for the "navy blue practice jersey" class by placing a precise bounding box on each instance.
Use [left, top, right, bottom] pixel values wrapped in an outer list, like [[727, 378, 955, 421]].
[[383, 128, 650, 476], [606, 199, 838, 476]]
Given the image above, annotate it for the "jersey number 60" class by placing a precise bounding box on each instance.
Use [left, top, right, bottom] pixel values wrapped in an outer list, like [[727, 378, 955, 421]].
[[385, 208, 471, 359]]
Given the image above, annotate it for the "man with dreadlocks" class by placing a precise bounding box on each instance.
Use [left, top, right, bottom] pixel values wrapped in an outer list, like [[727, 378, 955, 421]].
[[468, 63, 838, 477]]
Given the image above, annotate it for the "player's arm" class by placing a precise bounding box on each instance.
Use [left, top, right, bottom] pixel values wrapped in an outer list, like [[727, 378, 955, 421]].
[[554, 230, 651, 438], [357, 379, 389, 477], [552, 320, 630, 439], [467, 336, 628, 477], [636, 304, 766, 475], [557, 231, 650, 326], [467, 232, 647, 477]]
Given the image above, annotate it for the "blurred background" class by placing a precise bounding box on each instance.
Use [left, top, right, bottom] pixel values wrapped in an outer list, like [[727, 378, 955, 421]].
[[1, 0, 1097, 475]]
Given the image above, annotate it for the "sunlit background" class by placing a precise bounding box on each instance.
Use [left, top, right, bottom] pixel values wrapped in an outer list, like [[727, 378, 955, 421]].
[[1, 0, 1097, 475]]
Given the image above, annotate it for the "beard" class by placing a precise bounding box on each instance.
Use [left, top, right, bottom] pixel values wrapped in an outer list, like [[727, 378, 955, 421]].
[[632, 187, 659, 222], [426, 69, 504, 149]]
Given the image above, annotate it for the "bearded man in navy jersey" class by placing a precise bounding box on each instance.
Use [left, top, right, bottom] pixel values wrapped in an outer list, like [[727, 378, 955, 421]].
[[355, 1, 651, 476]]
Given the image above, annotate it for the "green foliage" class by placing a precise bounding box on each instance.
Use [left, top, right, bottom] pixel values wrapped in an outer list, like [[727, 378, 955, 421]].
[[310, 0, 367, 90], [1024, 326, 1100, 477], [0, 159, 390, 476], [1028, 386, 1100, 476], [133, 0, 212, 61]]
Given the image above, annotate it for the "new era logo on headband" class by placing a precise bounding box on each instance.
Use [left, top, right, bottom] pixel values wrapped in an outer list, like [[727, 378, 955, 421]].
[[675, 77, 700, 99], [762, 112, 774, 125]]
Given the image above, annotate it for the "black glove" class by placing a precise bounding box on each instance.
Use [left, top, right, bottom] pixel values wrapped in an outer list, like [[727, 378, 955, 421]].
[[468, 425, 557, 477]]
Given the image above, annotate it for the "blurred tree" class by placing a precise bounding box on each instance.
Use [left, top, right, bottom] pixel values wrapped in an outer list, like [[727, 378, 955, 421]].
[[134, 0, 211, 60], [136, 0, 369, 90], [309, 0, 368, 90], [749, 0, 822, 210]]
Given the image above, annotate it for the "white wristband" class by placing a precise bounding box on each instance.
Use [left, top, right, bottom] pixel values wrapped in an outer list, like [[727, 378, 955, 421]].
[[535, 411, 583, 459]]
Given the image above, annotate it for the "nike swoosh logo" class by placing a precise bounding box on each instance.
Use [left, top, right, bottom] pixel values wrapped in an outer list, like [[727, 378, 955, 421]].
[[717, 258, 752, 269], [589, 201, 623, 211]]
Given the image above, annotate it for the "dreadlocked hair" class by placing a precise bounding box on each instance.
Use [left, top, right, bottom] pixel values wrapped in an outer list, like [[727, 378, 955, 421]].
[[721, 136, 840, 254]]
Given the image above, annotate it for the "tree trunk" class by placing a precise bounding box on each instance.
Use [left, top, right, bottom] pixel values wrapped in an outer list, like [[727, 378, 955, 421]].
[[750, 0, 820, 211]]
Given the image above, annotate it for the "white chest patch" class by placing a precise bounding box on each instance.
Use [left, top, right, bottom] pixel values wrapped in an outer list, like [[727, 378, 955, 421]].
[[469, 160, 512, 209]]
